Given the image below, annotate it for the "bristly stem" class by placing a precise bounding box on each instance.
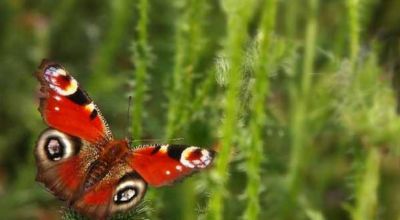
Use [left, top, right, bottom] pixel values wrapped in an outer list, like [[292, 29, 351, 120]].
[[164, 1, 208, 219], [244, 0, 277, 219], [347, 0, 360, 71], [207, 0, 255, 219], [132, 0, 150, 140], [346, 1, 382, 219], [351, 147, 380, 220], [285, 0, 318, 217], [165, 0, 208, 139]]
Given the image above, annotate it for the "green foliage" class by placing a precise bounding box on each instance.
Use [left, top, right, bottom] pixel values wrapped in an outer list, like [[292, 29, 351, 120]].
[[285, 1, 319, 215], [208, 0, 256, 219], [243, 0, 277, 219], [349, 147, 380, 220], [131, 0, 150, 140], [62, 201, 151, 220], [1, 0, 400, 220]]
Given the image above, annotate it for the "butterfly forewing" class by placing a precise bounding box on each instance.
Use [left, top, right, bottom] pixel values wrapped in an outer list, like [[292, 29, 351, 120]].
[[129, 144, 215, 187], [35, 60, 112, 143]]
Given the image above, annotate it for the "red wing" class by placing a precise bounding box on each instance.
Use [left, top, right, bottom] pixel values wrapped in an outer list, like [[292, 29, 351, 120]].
[[73, 165, 147, 220], [35, 129, 98, 201], [128, 144, 215, 187], [35, 59, 112, 143]]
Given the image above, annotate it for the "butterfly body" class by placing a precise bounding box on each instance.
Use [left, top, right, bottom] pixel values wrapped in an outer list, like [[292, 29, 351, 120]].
[[82, 140, 129, 190], [34, 60, 215, 219]]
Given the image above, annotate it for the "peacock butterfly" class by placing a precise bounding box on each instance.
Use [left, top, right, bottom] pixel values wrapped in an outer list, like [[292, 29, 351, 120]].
[[34, 59, 215, 219]]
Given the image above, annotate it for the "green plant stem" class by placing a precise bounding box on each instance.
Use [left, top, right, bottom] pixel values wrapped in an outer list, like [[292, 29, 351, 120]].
[[189, 68, 216, 114], [207, 0, 255, 219], [351, 147, 380, 220], [244, 0, 277, 219], [130, 2, 153, 219], [164, 1, 208, 220], [347, 0, 360, 70], [285, 0, 299, 38], [165, 16, 186, 139], [132, 0, 150, 139], [165, 0, 207, 139], [300, 0, 318, 98], [285, 0, 318, 216]]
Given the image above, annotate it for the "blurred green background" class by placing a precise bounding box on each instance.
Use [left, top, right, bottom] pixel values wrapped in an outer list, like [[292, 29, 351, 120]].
[[1, 0, 400, 219]]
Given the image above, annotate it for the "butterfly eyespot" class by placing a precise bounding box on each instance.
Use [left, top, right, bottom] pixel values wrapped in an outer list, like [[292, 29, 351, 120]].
[[110, 173, 147, 213], [114, 186, 137, 204], [36, 129, 81, 163], [45, 138, 64, 161]]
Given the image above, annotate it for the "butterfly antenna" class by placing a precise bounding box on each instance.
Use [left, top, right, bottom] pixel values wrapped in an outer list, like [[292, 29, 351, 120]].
[[126, 96, 133, 145], [130, 137, 185, 143]]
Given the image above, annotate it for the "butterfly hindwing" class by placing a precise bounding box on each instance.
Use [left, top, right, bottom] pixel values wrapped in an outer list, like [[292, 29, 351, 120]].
[[128, 144, 215, 187], [73, 169, 147, 220], [35, 60, 112, 143], [35, 128, 99, 201], [36, 132, 148, 219]]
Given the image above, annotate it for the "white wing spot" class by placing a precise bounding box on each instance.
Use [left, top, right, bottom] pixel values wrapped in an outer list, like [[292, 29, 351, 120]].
[[45, 66, 78, 96], [165, 170, 171, 175], [54, 106, 60, 111], [56, 69, 67, 76], [199, 150, 212, 168], [176, 165, 182, 171], [180, 147, 212, 169], [54, 96, 61, 101], [51, 78, 57, 84]]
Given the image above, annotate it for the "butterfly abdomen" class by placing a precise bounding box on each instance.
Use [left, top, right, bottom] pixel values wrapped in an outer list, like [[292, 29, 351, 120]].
[[83, 140, 130, 190], [84, 160, 109, 190]]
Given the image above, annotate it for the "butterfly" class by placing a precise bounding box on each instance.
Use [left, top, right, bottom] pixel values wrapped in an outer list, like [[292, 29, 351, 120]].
[[34, 59, 215, 219]]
